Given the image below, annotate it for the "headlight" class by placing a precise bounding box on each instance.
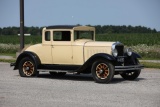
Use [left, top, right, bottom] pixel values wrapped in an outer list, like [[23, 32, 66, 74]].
[[112, 49, 118, 57], [126, 48, 132, 56]]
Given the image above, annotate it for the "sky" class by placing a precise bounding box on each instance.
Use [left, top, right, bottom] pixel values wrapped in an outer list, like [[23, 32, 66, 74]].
[[0, 0, 160, 31]]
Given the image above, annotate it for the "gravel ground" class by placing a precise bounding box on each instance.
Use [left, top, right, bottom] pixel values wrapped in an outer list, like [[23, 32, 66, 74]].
[[0, 63, 160, 107]]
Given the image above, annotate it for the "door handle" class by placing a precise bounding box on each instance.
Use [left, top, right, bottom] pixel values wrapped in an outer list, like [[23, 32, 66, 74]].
[[51, 45, 54, 48]]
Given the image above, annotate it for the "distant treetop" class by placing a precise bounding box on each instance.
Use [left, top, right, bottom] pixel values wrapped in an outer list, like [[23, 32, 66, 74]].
[[0, 25, 157, 35]]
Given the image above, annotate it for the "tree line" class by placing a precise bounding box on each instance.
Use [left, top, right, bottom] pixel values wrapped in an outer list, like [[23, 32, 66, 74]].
[[0, 26, 43, 36], [94, 25, 157, 34], [0, 25, 157, 35]]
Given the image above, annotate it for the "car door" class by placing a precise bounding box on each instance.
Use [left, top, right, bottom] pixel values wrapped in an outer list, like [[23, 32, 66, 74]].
[[39, 30, 52, 64], [51, 31, 73, 64]]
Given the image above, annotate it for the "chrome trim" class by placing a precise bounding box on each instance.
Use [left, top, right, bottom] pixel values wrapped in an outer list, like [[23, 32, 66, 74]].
[[111, 41, 124, 56], [115, 65, 144, 71], [126, 48, 132, 56]]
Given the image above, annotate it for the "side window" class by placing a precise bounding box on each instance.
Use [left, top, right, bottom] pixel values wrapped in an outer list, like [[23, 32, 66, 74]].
[[53, 31, 71, 41], [45, 31, 50, 41]]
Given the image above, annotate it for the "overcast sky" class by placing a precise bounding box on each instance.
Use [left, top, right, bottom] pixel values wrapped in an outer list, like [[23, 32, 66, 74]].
[[0, 0, 160, 31]]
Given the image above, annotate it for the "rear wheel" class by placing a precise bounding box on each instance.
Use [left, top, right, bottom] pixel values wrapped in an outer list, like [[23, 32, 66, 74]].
[[91, 60, 114, 83], [19, 57, 36, 77]]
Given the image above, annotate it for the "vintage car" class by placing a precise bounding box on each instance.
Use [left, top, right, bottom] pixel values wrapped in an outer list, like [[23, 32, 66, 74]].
[[11, 25, 144, 83]]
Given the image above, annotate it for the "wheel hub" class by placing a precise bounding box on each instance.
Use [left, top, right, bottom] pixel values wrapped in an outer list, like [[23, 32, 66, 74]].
[[25, 67, 30, 71], [99, 69, 104, 74]]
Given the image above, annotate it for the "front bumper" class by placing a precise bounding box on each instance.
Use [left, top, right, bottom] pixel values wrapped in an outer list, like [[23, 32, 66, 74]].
[[115, 65, 144, 71]]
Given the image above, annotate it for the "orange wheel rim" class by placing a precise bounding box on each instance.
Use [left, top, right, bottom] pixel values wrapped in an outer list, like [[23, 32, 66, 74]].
[[96, 63, 109, 79], [23, 61, 34, 76]]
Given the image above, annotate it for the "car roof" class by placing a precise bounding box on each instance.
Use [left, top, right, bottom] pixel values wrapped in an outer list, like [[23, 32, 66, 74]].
[[46, 25, 78, 29]]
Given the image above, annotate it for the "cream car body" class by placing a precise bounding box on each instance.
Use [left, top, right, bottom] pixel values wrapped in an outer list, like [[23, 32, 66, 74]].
[[25, 26, 114, 65], [11, 25, 144, 83]]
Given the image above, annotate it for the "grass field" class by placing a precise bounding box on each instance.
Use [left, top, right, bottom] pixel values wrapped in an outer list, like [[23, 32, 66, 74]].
[[0, 33, 160, 59], [0, 35, 42, 44], [96, 33, 160, 46], [0, 33, 160, 45]]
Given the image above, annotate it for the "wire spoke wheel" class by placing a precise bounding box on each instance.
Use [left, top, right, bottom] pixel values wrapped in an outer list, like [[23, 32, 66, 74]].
[[120, 59, 141, 80], [126, 72, 134, 76], [91, 60, 114, 83], [19, 57, 36, 77], [120, 70, 141, 80], [96, 63, 109, 79], [23, 61, 34, 76]]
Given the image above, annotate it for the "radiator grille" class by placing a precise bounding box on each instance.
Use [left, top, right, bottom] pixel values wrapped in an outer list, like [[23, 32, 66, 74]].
[[116, 45, 124, 56]]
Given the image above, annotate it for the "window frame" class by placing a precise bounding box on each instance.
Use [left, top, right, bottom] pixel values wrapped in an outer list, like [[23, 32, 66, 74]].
[[44, 31, 51, 41]]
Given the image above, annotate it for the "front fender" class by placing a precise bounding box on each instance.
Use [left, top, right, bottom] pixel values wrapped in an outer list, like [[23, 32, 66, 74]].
[[132, 52, 141, 58], [76, 53, 116, 73], [87, 53, 115, 62], [14, 51, 41, 70]]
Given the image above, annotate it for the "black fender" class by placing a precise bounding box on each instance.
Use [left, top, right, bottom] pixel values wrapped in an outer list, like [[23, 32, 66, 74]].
[[76, 53, 116, 73], [89, 53, 115, 61], [132, 52, 141, 59], [124, 52, 141, 65], [14, 51, 41, 70]]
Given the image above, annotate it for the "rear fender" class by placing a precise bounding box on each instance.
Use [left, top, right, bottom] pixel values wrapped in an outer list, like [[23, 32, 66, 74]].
[[14, 51, 41, 70]]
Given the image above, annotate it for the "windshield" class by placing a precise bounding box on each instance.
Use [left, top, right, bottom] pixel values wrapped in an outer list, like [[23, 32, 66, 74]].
[[74, 31, 94, 40]]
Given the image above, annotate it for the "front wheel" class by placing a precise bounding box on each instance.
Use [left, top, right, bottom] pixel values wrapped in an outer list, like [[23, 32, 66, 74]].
[[120, 70, 141, 80], [91, 60, 114, 83], [120, 58, 141, 80], [19, 57, 37, 77]]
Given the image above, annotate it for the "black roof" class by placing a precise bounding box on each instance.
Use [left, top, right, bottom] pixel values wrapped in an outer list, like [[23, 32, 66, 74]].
[[46, 25, 78, 29]]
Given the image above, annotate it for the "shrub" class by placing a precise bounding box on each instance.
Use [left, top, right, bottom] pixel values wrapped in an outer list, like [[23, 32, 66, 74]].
[[0, 44, 19, 53], [130, 44, 160, 59]]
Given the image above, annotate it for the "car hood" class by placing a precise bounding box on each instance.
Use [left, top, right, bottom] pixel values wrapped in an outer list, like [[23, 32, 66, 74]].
[[74, 39, 115, 47], [84, 41, 115, 47]]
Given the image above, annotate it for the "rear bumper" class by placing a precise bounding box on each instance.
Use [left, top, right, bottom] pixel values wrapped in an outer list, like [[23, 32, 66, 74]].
[[10, 63, 16, 67], [115, 65, 144, 71], [10, 62, 17, 70]]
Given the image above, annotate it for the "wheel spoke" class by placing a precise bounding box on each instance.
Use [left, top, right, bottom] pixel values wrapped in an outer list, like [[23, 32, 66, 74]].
[[96, 63, 109, 79], [23, 61, 34, 76], [103, 64, 107, 69]]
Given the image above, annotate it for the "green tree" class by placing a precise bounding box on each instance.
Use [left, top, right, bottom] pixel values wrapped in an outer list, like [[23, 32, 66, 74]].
[[0, 28, 2, 35]]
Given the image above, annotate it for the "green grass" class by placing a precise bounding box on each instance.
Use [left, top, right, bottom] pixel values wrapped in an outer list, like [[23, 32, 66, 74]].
[[141, 62, 160, 69], [141, 58, 160, 60], [0, 33, 160, 46], [0, 53, 16, 58], [0, 59, 16, 63], [96, 33, 160, 46], [0, 35, 42, 44]]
